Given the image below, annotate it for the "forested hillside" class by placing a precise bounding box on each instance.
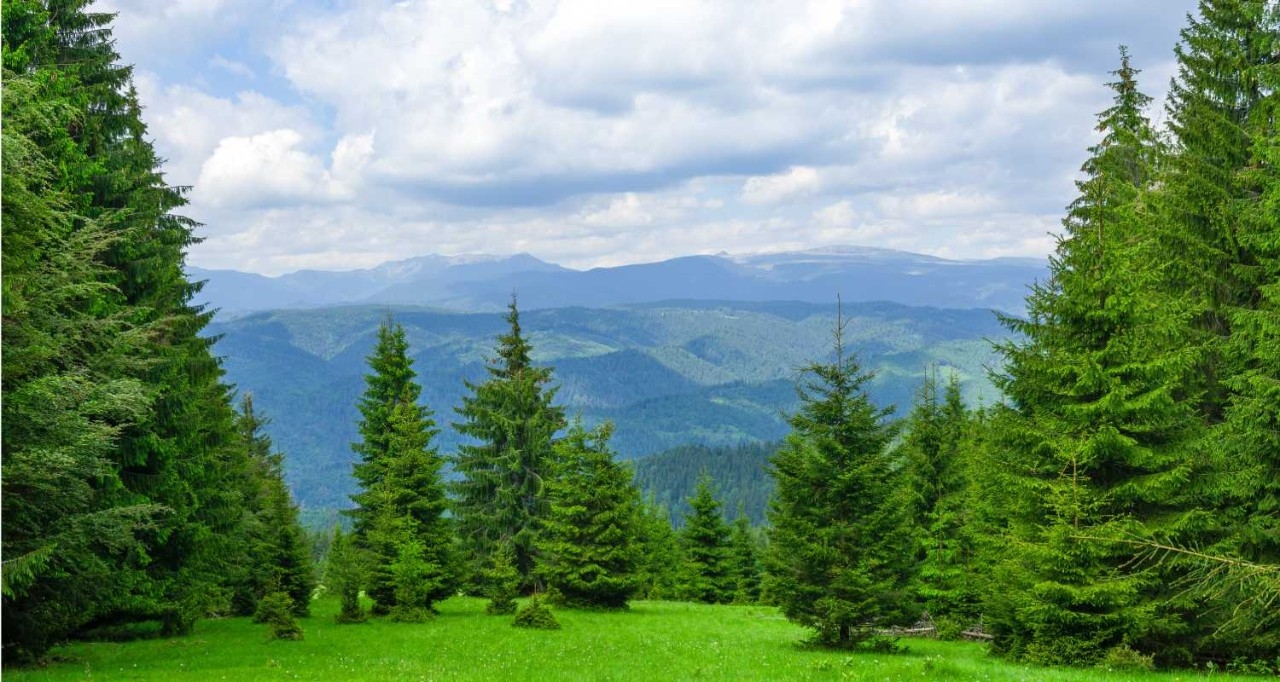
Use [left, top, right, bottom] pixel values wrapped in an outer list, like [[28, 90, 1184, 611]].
[[207, 300, 1004, 509], [632, 441, 779, 526]]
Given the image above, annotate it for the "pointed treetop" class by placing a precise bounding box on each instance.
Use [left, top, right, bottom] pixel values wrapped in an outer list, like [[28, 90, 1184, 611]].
[[493, 295, 533, 378]]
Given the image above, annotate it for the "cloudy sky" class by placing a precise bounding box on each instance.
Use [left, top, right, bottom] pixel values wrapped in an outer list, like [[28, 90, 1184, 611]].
[[100, 0, 1198, 275]]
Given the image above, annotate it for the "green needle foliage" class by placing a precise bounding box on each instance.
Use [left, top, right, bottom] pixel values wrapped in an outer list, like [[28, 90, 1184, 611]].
[[483, 543, 521, 615], [452, 298, 567, 593], [324, 526, 367, 624], [256, 591, 304, 641], [987, 49, 1203, 666], [230, 395, 315, 619], [677, 473, 735, 604], [898, 370, 979, 629], [729, 514, 763, 605], [633, 500, 685, 601], [538, 422, 644, 610], [765, 306, 910, 649], [3, 0, 264, 659], [512, 595, 561, 630], [348, 318, 457, 617], [1157, 0, 1280, 662]]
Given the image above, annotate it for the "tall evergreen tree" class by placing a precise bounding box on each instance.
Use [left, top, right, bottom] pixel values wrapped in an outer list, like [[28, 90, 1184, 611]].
[[348, 321, 456, 616], [4, 0, 249, 652], [1158, 1, 1278, 415], [1157, 0, 1280, 662], [348, 317, 420, 539], [764, 307, 909, 648], [677, 472, 734, 604], [229, 395, 315, 618], [538, 422, 643, 609], [452, 298, 567, 592], [987, 50, 1205, 665], [1, 66, 160, 660], [899, 370, 978, 629], [1214, 53, 1279, 658]]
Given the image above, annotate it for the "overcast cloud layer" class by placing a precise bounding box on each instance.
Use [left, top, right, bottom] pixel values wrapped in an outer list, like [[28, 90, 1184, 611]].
[[100, 0, 1198, 275]]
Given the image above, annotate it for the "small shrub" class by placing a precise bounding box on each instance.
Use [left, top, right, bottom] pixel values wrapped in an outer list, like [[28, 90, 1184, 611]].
[[512, 595, 561, 630], [862, 636, 902, 654], [389, 604, 434, 623], [486, 596, 517, 615], [335, 586, 366, 624], [484, 545, 521, 615], [1022, 635, 1101, 666], [257, 591, 303, 640], [1226, 657, 1280, 675], [1098, 644, 1155, 672], [933, 615, 968, 640]]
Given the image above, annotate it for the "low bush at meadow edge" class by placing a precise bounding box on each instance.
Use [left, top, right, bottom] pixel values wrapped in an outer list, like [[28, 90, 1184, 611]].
[[7, 597, 1262, 682]]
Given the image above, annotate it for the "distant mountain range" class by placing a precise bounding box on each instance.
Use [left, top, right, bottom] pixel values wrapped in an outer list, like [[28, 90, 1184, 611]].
[[207, 300, 1010, 510], [190, 246, 1046, 316]]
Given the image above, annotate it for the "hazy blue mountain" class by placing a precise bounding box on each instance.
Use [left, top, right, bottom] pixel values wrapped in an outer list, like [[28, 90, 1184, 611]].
[[191, 246, 1044, 315], [206, 300, 1009, 510], [189, 252, 567, 315]]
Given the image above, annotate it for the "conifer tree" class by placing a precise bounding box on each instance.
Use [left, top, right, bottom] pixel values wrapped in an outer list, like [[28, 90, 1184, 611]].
[[324, 526, 366, 624], [729, 514, 763, 604], [987, 50, 1204, 665], [228, 395, 315, 618], [764, 307, 909, 648], [1158, 0, 1278, 416], [538, 422, 643, 609], [1214, 61, 1279, 657], [1157, 0, 1280, 662], [482, 543, 521, 615], [348, 320, 456, 616], [677, 473, 734, 604], [452, 299, 567, 592], [348, 318, 420, 539], [4, 0, 249, 651], [634, 500, 685, 600], [1, 67, 159, 658], [899, 370, 978, 629]]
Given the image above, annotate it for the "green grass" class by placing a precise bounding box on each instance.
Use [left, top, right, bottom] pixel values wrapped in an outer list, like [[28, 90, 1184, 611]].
[[7, 598, 1261, 681]]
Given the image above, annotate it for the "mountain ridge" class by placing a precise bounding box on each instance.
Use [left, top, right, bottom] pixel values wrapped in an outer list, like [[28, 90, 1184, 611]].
[[190, 246, 1045, 316]]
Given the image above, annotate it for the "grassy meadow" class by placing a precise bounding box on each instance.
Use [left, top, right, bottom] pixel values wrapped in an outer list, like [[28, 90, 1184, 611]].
[[8, 597, 1262, 682]]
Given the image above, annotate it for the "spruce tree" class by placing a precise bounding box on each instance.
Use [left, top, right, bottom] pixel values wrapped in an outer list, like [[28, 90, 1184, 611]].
[[452, 298, 567, 592], [324, 526, 366, 624], [1215, 65, 1279, 658], [729, 514, 763, 604], [899, 370, 978, 629], [634, 500, 685, 600], [348, 319, 456, 616], [4, 0, 248, 651], [1, 67, 160, 658], [538, 422, 643, 609], [677, 473, 734, 604], [228, 395, 315, 618], [987, 50, 1204, 665], [764, 307, 909, 648], [1158, 0, 1280, 662], [348, 318, 420, 539]]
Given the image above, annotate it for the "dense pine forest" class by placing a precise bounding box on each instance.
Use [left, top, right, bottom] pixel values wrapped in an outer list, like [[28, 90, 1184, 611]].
[[2, 0, 1277, 676]]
